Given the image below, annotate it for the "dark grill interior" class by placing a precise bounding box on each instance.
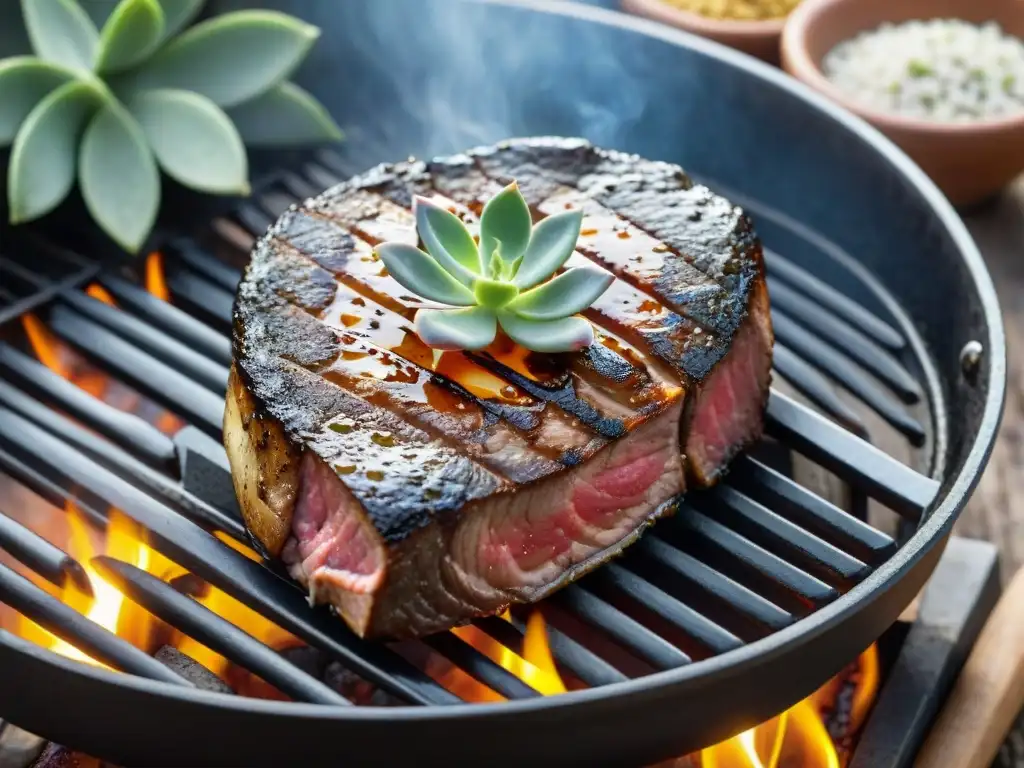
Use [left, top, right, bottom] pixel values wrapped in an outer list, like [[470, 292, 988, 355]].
[[0, 150, 945, 714]]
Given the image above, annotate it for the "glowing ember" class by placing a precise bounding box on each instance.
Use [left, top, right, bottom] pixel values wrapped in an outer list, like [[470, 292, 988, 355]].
[[145, 252, 170, 302]]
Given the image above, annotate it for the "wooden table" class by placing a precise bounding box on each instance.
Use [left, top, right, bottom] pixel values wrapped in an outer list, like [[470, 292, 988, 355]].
[[950, 176, 1024, 768]]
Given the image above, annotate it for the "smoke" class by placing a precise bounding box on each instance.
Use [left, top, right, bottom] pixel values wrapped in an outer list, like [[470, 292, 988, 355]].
[[230, 0, 652, 168]]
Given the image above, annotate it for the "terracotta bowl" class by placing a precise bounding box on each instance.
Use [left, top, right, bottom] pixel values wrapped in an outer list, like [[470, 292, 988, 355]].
[[621, 0, 786, 63], [781, 0, 1024, 207]]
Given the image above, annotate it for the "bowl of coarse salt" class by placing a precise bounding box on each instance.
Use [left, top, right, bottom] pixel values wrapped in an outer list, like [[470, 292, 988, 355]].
[[781, 0, 1024, 206]]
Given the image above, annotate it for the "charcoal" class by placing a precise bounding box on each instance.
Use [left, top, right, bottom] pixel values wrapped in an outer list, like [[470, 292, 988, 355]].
[[154, 646, 232, 694], [279, 645, 327, 679], [29, 743, 106, 768], [0, 723, 46, 768], [167, 573, 210, 599]]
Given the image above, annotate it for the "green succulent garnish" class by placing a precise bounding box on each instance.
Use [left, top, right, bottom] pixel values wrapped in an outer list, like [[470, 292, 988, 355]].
[[375, 183, 613, 354], [0, 0, 342, 252]]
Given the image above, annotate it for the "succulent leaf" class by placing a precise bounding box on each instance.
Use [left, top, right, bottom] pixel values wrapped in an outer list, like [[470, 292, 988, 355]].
[[0, 57, 75, 145], [497, 312, 595, 353], [129, 88, 248, 195], [21, 0, 99, 72], [473, 278, 519, 309], [95, 0, 165, 74], [9, 80, 102, 223], [413, 196, 480, 286], [158, 0, 206, 41], [124, 10, 319, 107], [415, 307, 497, 351], [79, 100, 159, 252], [479, 182, 532, 267], [508, 266, 614, 321], [514, 209, 584, 289], [227, 82, 341, 147], [375, 243, 477, 307]]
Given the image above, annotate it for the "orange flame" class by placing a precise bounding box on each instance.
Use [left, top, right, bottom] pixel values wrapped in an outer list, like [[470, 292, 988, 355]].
[[19, 504, 154, 665], [21, 313, 108, 399], [445, 610, 567, 701], [14, 500, 295, 684], [86, 284, 116, 306], [145, 252, 170, 302], [21, 314, 69, 379]]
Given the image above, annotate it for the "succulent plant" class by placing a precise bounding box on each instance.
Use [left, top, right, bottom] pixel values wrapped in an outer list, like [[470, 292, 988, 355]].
[[376, 183, 614, 353], [0, 0, 341, 252]]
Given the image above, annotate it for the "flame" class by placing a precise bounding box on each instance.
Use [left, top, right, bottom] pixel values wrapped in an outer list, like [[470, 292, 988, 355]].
[[22, 313, 108, 399], [444, 610, 567, 701], [145, 252, 170, 302], [14, 500, 295, 684], [699, 645, 882, 768], [702, 702, 839, 768], [86, 283, 116, 306], [21, 504, 154, 666], [21, 314, 69, 379], [738, 730, 766, 768]]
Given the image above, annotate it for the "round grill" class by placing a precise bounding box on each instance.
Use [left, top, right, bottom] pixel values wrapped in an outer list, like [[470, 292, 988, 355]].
[[0, 0, 1004, 765]]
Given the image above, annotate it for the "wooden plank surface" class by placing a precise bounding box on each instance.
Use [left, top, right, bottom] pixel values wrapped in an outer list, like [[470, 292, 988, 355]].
[[954, 177, 1024, 768], [959, 177, 1024, 584]]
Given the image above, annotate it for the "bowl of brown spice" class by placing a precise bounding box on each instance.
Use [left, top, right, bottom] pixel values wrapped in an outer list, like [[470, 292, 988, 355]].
[[621, 0, 800, 63]]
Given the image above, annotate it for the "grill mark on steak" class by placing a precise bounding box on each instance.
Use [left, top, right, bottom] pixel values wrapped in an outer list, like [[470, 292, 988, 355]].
[[249, 239, 593, 480], [472, 138, 760, 346], [268, 209, 649, 456], [425, 155, 726, 385], [227, 138, 772, 639], [298, 190, 676, 439], [246, 354, 508, 543]]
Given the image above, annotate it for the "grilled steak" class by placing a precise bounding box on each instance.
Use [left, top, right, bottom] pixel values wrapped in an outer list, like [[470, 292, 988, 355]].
[[225, 138, 773, 639]]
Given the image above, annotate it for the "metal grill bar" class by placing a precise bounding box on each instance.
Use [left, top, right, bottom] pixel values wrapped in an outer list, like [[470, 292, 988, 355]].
[[765, 392, 938, 517], [762, 250, 905, 351], [631, 537, 794, 632], [0, 447, 106, 529], [672, 509, 838, 609], [167, 241, 243, 293], [0, 563, 186, 685], [473, 615, 627, 687], [423, 634, 543, 699], [589, 564, 743, 655], [699, 486, 870, 583], [771, 312, 925, 444], [165, 271, 234, 332], [99, 275, 232, 367], [772, 343, 867, 437], [0, 381, 244, 540], [234, 203, 276, 236], [0, 345, 177, 474], [94, 557, 352, 706], [767, 278, 921, 402], [58, 292, 229, 395], [553, 586, 692, 669], [0, 406, 457, 705], [48, 306, 224, 436], [729, 456, 897, 563], [0, 512, 91, 595]]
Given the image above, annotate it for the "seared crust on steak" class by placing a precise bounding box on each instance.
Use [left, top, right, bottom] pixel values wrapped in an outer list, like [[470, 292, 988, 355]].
[[226, 138, 772, 638]]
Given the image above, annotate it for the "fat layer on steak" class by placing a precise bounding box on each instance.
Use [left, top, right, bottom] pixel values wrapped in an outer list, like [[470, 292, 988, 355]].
[[225, 138, 774, 639]]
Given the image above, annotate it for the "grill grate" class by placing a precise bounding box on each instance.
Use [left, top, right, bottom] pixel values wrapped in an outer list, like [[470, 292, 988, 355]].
[[0, 153, 942, 710]]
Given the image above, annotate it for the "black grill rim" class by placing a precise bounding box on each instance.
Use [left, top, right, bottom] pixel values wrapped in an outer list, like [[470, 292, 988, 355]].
[[0, 0, 1007, 763]]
